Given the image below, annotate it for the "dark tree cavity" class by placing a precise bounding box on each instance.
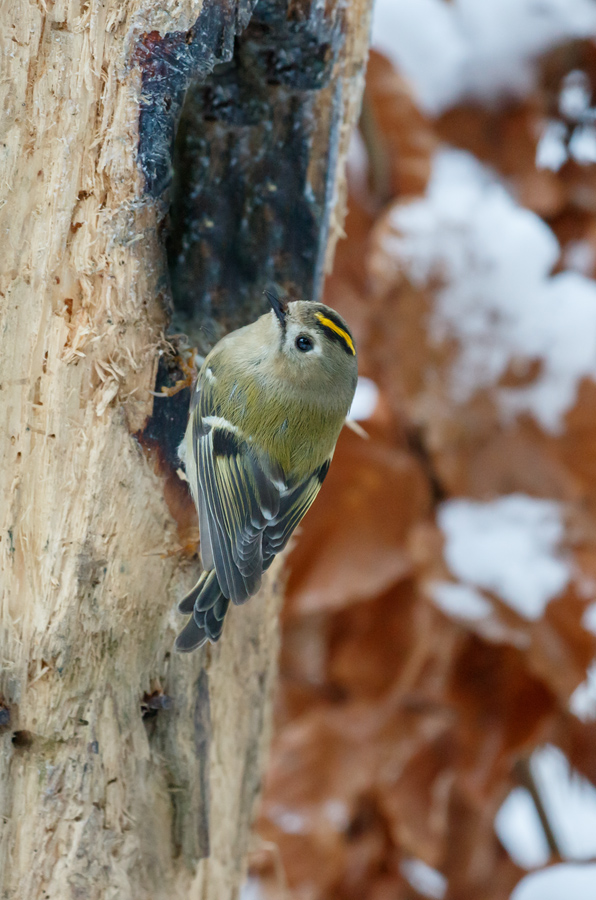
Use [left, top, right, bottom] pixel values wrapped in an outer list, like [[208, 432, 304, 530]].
[[136, 0, 349, 357]]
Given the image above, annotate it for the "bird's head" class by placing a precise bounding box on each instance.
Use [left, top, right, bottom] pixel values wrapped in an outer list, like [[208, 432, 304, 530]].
[[264, 292, 358, 401]]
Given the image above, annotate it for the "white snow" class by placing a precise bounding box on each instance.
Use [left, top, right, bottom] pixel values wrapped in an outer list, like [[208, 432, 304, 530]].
[[570, 663, 596, 722], [496, 787, 550, 868], [569, 124, 596, 164], [531, 745, 596, 859], [582, 603, 596, 634], [384, 149, 596, 433], [323, 799, 350, 830], [511, 864, 596, 900], [372, 0, 596, 116], [437, 495, 570, 620], [537, 70, 596, 171], [497, 745, 596, 871], [430, 581, 493, 620], [240, 880, 263, 900], [536, 121, 568, 171], [347, 127, 370, 199], [400, 859, 447, 900], [268, 804, 307, 835], [559, 70, 593, 121], [371, 0, 467, 116], [497, 746, 596, 874], [348, 376, 379, 421]]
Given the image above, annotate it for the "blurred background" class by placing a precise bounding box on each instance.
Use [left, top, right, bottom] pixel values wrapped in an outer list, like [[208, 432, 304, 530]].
[[246, 2, 596, 898]]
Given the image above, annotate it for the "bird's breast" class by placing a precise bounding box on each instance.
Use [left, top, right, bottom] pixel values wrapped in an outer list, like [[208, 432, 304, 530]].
[[221, 385, 342, 482]]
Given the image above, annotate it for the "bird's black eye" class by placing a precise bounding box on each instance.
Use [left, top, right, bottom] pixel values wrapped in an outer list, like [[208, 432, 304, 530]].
[[295, 334, 314, 353]]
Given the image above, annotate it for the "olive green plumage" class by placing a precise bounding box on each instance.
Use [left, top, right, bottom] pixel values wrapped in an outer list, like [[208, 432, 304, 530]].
[[175, 297, 358, 652]]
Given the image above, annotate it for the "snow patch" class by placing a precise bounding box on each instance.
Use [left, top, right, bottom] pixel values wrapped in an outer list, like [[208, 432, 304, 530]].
[[582, 603, 596, 635], [323, 800, 350, 830], [570, 663, 596, 722], [268, 805, 307, 835], [497, 746, 596, 873], [385, 149, 596, 433], [371, 0, 466, 116], [559, 70, 593, 120], [495, 787, 550, 869], [347, 127, 370, 199], [536, 120, 568, 171], [511, 864, 596, 900], [240, 879, 263, 900], [430, 581, 493, 621], [372, 0, 596, 115], [348, 377, 379, 421], [437, 495, 570, 620], [400, 859, 447, 900], [537, 70, 596, 171], [531, 745, 596, 859], [569, 124, 596, 164]]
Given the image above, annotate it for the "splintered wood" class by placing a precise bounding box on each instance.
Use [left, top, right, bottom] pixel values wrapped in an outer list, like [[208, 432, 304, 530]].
[[0, 2, 372, 899]]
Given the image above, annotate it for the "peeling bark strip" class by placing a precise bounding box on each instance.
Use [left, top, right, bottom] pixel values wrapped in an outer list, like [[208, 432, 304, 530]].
[[135, 0, 258, 198], [0, 0, 372, 898]]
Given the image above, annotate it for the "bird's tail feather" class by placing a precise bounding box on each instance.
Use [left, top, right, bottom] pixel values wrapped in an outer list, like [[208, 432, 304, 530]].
[[178, 570, 211, 613], [175, 570, 229, 652]]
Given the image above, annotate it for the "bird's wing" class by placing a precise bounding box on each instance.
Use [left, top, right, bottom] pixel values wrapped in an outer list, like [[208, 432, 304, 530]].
[[262, 459, 331, 564], [188, 375, 283, 605]]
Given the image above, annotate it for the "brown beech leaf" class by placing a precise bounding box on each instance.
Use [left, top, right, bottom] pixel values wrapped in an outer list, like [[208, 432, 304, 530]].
[[255, 33, 596, 900], [285, 424, 431, 615]]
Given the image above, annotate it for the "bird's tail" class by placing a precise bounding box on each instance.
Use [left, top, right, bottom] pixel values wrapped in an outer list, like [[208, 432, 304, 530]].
[[175, 570, 229, 652]]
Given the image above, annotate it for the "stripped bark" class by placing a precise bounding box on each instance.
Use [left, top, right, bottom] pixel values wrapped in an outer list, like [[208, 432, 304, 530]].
[[0, 1, 372, 898]]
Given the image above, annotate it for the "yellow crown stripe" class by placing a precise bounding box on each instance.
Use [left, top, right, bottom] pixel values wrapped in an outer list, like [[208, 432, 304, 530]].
[[315, 313, 356, 355]]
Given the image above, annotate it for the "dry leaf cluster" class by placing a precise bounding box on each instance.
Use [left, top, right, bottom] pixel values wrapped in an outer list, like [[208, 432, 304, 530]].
[[249, 44, 596, 900]]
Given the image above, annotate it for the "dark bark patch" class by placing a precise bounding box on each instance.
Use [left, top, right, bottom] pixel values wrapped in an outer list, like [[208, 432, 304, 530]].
[[134, 0, 257, 197]]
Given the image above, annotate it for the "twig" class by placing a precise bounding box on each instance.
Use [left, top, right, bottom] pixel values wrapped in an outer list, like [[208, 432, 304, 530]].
[[514, 757, 562, 859], [358, 87, 392, 208]]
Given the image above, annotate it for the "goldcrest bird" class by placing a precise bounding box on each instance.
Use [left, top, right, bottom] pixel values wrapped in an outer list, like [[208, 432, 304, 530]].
[[175, 292, 358, 652]]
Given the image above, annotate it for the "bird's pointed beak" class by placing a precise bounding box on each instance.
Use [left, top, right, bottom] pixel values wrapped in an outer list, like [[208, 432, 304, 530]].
[[264, 289, 287, 329]]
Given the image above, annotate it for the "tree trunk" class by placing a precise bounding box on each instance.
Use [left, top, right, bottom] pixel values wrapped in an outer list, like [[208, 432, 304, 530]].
[[0, 1, 372, 898]]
